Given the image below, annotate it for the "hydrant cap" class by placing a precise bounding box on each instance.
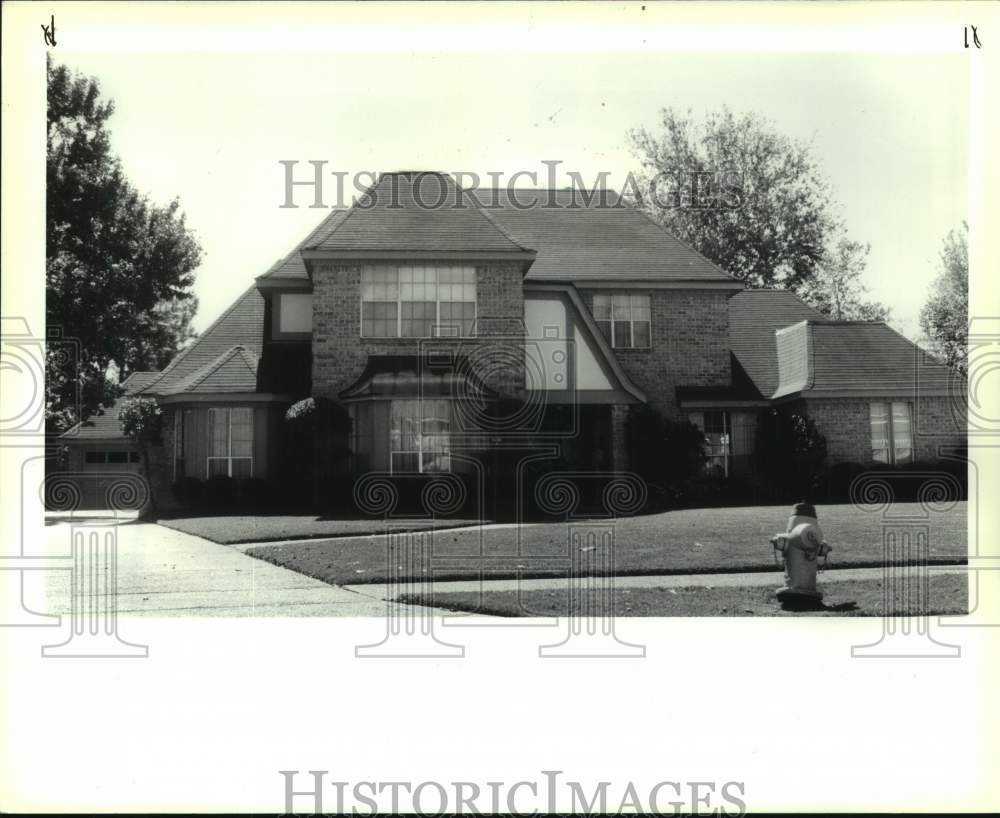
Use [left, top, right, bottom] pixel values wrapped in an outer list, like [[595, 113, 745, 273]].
[[794, 502, 817, 519]]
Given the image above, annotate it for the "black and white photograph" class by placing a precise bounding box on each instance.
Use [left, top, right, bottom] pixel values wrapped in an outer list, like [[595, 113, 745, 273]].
[[2, 1, 998, 814]]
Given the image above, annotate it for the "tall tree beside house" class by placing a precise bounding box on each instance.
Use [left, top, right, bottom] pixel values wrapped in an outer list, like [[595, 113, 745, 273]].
[[795, 237, 891, 321], [919, 224, 969, 374], [117, 397, 162, 509], [46, 56, 202, 432], [628, 107, 837, 290]]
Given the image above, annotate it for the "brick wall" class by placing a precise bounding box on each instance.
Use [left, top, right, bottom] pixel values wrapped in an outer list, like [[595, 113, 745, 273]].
[[576, 288, 732, 419], [804, 395, 966, 464], [311, 261, 526, 399]]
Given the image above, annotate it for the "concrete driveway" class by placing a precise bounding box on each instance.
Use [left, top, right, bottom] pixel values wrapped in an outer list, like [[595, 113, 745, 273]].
[[38, 513, 395, 617]]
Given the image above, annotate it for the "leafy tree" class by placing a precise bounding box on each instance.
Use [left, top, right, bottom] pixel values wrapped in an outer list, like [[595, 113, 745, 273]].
[[628, 107, 837, 290], [919, 224, 968, 373], [118, 397, 162, 508], [796, 237, 891, 321], [46, 56, 202, 431]]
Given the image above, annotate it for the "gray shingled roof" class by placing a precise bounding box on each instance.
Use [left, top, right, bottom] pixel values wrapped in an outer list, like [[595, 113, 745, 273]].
[[58, 401, 130, 441], [478, 189, 738, 283], [271, 174, 739, 284], [137, 286, 265, 396], [158, 345, 259, 395], [773, 320, 958, 398], [302, 172, 532, 254], [119, 371, 159, 394], [729, 289, 826, 398]]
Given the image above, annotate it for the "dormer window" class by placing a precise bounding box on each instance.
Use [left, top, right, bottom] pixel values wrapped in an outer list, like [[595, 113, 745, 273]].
[[361, 265, 476, 338], [592, 293, 651, 349]]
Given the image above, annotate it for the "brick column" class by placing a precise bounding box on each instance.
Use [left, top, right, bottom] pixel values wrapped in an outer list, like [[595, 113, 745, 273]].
[[610, 404, 630, 473]]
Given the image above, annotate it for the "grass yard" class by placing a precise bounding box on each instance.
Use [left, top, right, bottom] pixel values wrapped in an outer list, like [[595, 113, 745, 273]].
[[245, 502, 967, 586], [399, 573, 969, 617], [157, 514, 483, 544]]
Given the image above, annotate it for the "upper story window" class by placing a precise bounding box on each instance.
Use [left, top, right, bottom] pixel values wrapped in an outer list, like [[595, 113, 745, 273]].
[[592, 294, 651, 349], [870, 401, 913, 464], [361, 265, 476, 338]]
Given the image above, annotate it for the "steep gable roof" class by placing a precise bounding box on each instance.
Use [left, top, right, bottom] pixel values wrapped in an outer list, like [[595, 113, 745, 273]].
[[137, 286, 265, 396], [302, 172, 533, 255], [478, 188, 739, 284], [158, 345, 259, 395], [729, 289, 826, 398]]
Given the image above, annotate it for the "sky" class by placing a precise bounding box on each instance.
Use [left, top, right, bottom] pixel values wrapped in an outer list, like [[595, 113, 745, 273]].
[[55, 44, 968, 341]]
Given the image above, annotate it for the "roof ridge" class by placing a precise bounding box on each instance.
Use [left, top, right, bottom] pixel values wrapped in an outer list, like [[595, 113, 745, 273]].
[[180, 344, 254, 393], [141, 286, 257, 393], [625, 201, 740, 284]]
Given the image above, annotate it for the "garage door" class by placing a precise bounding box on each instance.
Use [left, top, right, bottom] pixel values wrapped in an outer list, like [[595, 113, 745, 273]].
[[77, 448, 146, 510]]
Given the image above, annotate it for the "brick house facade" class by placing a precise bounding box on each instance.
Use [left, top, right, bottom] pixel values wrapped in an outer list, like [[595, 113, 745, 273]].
[[58, 171, 967, 509]]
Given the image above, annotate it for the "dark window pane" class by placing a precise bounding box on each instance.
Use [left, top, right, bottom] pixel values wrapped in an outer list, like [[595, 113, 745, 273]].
[[612, 321, 631, 349], [130, 452, 141, 463], [107, 451, 128, 464], [84, 451, 105, 464], [633, 321, 650, 348]]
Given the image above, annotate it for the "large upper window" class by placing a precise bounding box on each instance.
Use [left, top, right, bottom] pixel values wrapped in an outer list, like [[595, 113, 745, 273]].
[[361, 265, 476, 338], [390, 399, 451, 473], [592, 294, 651, 349], [207, 407, 254, 478], [870, 401, 913, 465]]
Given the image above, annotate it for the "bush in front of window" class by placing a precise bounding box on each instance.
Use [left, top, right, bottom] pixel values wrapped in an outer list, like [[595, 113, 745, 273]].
[[204, 475, 239, 510], [172, 476, 205, 508], [283, 397, 353, 507], [626, 405, 708, 509], [754, 408, 827, 501]]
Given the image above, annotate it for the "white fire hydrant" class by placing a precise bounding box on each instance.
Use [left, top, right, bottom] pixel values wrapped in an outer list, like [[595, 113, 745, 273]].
[[770, 502, 832, 606]]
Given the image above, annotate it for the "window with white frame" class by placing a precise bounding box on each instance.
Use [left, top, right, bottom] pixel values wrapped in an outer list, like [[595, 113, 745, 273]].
[[389, 399, 451, 473], [361, 265, 476, 338], [870, 401, 913, 464], [592, 294, 651, 349], [688, 410, 731, 476], [207, 407, 254, 478]]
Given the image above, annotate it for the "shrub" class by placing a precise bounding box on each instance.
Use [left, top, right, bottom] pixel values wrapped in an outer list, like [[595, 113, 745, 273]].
[[754, 408, 827, 500], [203, 475, 238, 509], [171, 477, 204, 507], [627, 405, 707, 492], [238, 477, 271, 509]]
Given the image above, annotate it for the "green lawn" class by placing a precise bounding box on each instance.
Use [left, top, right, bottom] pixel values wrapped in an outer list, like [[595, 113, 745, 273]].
[[245, 502, 967, 586], [400, 573, 969, 617], [157, 514, 483, 545]]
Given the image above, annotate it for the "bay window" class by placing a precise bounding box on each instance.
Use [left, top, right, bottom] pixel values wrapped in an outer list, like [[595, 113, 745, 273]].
[[870, 401, 913, 464], [593, 294, 651, 349], [361, 265, 476, 338], [390, 399, 451, 473], [207, 407, 254, 478]]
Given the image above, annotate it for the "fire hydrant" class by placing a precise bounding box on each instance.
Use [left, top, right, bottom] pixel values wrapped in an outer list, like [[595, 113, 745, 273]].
[[770, 502, 832, 607]]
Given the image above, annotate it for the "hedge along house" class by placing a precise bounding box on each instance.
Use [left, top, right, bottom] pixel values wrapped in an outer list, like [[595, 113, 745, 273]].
[[56, 171, 966, 509]]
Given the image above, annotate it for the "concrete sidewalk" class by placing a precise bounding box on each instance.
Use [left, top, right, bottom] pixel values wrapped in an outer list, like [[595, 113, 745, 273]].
[[37, 516, 398, 617]]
